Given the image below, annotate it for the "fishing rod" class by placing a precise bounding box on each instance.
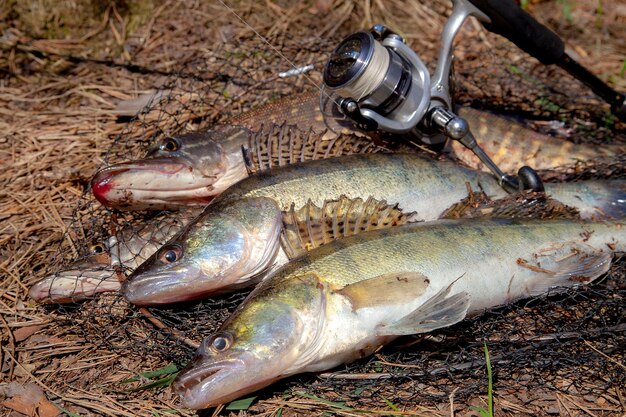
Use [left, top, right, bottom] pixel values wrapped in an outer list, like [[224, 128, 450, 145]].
[[322, 0, 626, 194]]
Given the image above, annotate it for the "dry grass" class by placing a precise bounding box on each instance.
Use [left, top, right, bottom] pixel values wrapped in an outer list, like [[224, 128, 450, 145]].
[[1, 0, 625, 416]]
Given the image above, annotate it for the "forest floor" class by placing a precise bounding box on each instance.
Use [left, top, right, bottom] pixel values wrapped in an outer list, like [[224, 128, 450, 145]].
[[1, 0, 625, 416]]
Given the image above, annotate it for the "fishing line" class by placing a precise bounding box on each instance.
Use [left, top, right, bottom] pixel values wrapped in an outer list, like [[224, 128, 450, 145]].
[[215, 0, 337, 103]]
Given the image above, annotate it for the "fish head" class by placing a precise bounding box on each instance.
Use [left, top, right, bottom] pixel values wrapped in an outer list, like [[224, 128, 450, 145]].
[[174, 272, 328, 409], [123, 197, 283, 305], [91, 126, 250, 210], [29, 240, 121, 303]]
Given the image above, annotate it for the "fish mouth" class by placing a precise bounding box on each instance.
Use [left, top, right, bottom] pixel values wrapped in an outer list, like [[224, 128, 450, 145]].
[[122, 257, 250, 305], [174, 359, 235, 393], [29, 267, 121, 304], [173, 357, 261, 410], [122, 269, 206, 305], [91, 158, 218, 209]]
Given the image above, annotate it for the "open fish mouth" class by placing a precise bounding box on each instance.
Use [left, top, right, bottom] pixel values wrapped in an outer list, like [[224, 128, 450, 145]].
[[173, 358, 254, 409], [91, 158, 218, 208], [122, 269, 206, 305], [173, 360, 231, 393]]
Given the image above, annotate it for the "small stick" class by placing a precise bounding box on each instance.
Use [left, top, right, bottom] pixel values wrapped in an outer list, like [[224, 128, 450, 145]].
[[138, 307, 200, 349], [318, 372, 391, 380], [583, 340, 626, 371]]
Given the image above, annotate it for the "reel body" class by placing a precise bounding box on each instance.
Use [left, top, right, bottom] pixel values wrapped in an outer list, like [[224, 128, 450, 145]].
[[321, 0, 621, 193]]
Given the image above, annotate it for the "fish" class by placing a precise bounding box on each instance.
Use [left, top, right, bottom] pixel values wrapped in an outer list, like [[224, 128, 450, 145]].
[[451, 107, 626, 173], [92, 91, 624, 211], [122, 153, 626, 306], [172, 217, 626, 409], [91, 123, 381, 210], [29, 210, 198, 303]]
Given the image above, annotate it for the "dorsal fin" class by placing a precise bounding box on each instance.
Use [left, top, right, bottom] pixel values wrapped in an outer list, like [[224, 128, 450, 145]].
[[242, 123, 384, 174], [281, 196, 418, 259], [440, 188, 581, 220]]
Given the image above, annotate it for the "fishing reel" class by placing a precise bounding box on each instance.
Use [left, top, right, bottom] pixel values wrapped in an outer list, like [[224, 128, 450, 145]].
[[323, 0, 626, 193]]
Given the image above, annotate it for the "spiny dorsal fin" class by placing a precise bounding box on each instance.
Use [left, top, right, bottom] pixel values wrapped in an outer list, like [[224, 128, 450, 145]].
[[281, 196, 418, 259], [440, 189, 581, 220], [242, 123, 384, 174]]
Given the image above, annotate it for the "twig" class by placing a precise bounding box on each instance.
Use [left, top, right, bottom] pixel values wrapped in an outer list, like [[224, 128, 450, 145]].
[[318, 372, 392, 380], [0, 314, 16, 380], [449, 387, 458, 417], [583, 340, 626, 370], [138, 307, 200, 349]]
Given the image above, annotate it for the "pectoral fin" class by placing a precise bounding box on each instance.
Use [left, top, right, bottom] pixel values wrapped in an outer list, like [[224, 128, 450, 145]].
[[517, 242, 612, 296], [376, 284, 470, 336], [335, 272, 431, 310], [281, 196, 418, 259]]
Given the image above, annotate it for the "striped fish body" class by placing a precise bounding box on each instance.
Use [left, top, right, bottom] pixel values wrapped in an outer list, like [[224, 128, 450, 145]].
[[173, 218, 626, 409]]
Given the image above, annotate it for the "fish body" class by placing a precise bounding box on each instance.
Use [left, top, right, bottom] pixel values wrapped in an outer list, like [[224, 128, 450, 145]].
[[452, 107, 625, 172], [29, 210, 198, 303], [173, 218, 626, 409], [92, 92, 624, 211], [122, 153, 626, 305]]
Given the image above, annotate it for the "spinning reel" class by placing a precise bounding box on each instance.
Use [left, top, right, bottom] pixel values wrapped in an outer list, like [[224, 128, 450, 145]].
[[322, 0, 626, 193]]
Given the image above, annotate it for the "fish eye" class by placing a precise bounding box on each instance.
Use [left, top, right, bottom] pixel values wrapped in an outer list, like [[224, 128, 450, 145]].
[[161, 137, 180, 152], [210, 332, 233, 353], [158, 244, 182, 263], [89, 242, 108, 254]]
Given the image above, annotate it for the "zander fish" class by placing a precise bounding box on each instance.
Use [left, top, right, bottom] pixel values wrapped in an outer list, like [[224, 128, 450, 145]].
[[29, 210, 198, 303], [122, 153, 626, 306], [92, 92, 624, 211], [172, 217, 626, 409], [32, 182, 608, 304]]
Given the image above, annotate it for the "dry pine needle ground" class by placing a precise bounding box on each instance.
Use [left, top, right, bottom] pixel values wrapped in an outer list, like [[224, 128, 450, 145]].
[[1, 1, 625, 416]]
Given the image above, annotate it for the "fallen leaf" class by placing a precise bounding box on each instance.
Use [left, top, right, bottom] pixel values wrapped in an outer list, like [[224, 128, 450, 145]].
[[0, 383, 60, 417], [1, 383, 44, 416], [37, 398, 61, 417], [13, 325, 44, 342]]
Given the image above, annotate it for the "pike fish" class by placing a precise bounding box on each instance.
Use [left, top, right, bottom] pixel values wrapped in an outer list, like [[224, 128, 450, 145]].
[[173, 217, 626, 409], [122, 153, 626, 306], [29, 210, 197, 303], [452, 106, 625, 172], [91, 92, 375, 211], [92, 92, 625, 211]]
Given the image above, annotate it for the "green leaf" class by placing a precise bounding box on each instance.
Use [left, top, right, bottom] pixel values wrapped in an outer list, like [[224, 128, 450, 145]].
[[469, 406, 491, 417], [380, 395, 399, 412], [225, 396, 257, 410], [125, 373, 179, 392], [120, 363, 179, 384], [484, 342, 493, 417], [293, 392, 353, 411], [275, 408, 283, 417]]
